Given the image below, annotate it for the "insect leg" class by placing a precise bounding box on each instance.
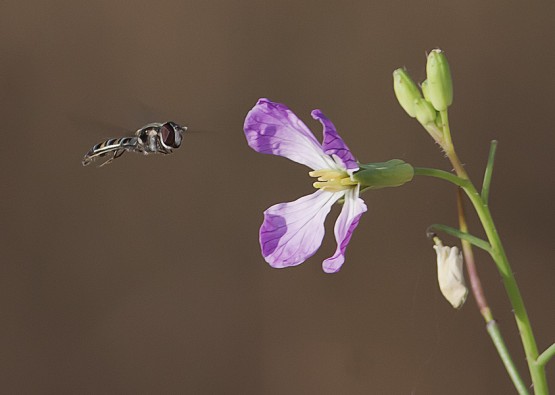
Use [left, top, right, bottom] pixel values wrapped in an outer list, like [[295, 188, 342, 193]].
[[113, 149, 126, 159], [98, 149, 123, 168]]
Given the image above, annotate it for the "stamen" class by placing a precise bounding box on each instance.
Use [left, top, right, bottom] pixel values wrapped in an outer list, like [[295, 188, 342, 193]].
[[309, 170, 344, 179], [310, 168, 357, 192], [340, 178, 357, 186]]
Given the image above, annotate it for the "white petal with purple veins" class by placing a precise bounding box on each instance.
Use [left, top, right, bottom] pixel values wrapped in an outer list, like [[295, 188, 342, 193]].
[[260, 189, 344, 268], [322, 186, 367, 273], [244, 99, 334, 170]]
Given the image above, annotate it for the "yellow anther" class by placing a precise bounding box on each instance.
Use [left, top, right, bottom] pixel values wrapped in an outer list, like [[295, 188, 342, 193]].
[[308, 170, 324, 177], [309, 169, 343, 179]]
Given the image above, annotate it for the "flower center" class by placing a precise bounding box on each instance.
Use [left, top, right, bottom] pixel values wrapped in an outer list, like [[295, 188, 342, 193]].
[[309, 169, 357, 192]]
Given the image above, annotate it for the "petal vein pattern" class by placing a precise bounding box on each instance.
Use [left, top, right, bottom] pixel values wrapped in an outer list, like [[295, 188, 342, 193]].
[[260, 189, 344, 268], [311, 109, 358, 172], [322, 187, 367, 273], [244, 98, 333, 170]]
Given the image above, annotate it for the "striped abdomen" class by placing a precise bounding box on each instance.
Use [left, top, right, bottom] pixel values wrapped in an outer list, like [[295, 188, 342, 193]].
[[82, 136, 138, 166]]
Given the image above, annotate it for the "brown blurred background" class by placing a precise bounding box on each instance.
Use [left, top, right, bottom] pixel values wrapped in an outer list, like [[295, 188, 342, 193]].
[[1, 1, 554, 394]]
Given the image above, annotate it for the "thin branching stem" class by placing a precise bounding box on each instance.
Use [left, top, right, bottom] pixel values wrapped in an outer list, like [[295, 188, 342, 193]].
[[537, 343, 555, 368], [481, 140, 498, 204], [456, 189, 492, 318], [417, 110, 549, 394], [487, 320, 531, 395], [457, 189, 529, 394], [427, 223, 491, 253]]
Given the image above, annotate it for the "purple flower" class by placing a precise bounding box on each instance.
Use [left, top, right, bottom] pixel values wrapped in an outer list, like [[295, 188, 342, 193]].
[[244, 98, 367, 273]]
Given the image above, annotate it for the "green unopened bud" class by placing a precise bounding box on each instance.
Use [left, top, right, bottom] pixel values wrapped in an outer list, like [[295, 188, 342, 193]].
[[426, 49, 453, 111], [393, 68, 423, 118], [353, 159, 414, 190], [414, 98, 437, 125], [421, 79, 431, 102]]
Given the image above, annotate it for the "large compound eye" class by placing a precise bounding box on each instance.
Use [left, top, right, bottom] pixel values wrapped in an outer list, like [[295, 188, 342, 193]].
[[160, 122, 181, 148]]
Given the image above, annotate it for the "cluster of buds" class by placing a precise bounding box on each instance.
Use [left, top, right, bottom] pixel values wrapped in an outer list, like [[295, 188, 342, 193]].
[[393, 49, 453, 144]]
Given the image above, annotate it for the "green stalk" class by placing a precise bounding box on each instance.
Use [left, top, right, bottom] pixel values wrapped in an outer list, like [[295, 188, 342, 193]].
[[537, 343, 555, 368], [467, 189, 547, 394], [415, 165, 548, 393], [414, 110, 549, 394], [457, 188, 528, 395], [438, 111, 468, 178], [412, 167, 468, 188], [487, 320, 531, 395], [481, 140, 498, 204], [426, 223, 492, 253]]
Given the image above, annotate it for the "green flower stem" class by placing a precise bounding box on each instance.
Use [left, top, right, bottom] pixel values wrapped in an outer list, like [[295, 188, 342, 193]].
[[483, 224, 547, 395], [413, 167, 468, 188], [426, 223, 491, 253], [439, 111, 468, 178], [445, 129, 547, 395], [537, 343, 555, 368], [416, 167, 526, 391], [440, 110, 454, 148], [416, 111, 549, 394], [457, 189, 528, 394], [487, 320, 531, 395], [481, 140, 498, 204]]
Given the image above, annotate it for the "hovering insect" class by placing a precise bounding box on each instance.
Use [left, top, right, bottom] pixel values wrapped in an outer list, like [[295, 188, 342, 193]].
[[82, 121, 187, 167]]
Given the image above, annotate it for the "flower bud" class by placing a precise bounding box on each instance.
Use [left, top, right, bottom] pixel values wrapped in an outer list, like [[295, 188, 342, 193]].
[[434, 244, 468, 309], [353, 159, 414, 190], [393, 68, 423, 118], [420, 79, 431, 102], [426, 49, 453, 111], [414, 98, 437, 125]]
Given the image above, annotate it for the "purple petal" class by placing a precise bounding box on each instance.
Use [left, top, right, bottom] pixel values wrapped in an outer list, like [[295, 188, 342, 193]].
[[322, 187, 367, 273], [260, 189, 344, 268], [244, 99, 333, 170], [311, 109, 358, 172]]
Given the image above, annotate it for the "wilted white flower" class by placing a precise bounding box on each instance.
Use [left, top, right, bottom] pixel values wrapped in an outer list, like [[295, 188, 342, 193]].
[[434, 244, 468, 309]]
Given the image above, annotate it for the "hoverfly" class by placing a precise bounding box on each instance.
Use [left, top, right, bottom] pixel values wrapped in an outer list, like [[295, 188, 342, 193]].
[[82, 121, 187, 167]]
